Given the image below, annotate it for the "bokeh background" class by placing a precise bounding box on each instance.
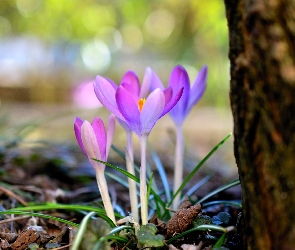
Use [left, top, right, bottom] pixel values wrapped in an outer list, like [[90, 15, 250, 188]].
[[0, 0, 236, 178]]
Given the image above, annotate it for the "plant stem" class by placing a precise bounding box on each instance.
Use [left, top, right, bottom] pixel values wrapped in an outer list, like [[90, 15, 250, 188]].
[[172, 124, 184, 210], [125, 130, 139, 224], [140, 134, 148, 225], [96, 170, 116, 224]]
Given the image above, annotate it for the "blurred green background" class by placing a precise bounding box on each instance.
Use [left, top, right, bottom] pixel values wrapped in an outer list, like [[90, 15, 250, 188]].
[[0, 0, 229, 107], [0, 0, 237, 179]]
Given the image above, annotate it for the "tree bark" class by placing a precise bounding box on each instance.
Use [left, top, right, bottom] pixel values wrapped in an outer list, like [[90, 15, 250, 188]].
[[223, 0, 295, 249]]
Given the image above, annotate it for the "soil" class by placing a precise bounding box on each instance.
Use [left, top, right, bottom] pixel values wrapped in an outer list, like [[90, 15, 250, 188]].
[[0, 139, 243, 250]]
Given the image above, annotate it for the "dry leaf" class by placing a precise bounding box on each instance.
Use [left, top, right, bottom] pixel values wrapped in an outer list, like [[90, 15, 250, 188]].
[[167, 204, 202, 237]]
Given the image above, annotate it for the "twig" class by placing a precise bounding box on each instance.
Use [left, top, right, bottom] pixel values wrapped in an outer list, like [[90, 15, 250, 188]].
[[0, 185, 28, 206]]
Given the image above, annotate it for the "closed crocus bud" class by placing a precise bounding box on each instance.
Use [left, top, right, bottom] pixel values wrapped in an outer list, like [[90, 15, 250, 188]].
[[74, 115, 116, 223]]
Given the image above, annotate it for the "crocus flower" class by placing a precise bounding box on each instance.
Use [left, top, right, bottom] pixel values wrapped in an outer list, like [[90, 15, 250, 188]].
[[74, 115, 116, 223], [151, 65, 207, 210], [151, 65, 208, 126], [94, 69, 184, 225], [94, 69, 184, 138]]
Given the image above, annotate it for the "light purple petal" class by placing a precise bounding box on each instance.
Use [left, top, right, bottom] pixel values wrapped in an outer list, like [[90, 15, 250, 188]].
[[94, 76, 125, 121], [140, 88, 165, 136], [121, 70, 140, 96], [186, 65, 208, 116], [91, 117, 107, 161], [139, 67, 152, 98], [168, 65, 190, 121], [74, 117, 86, 155], [116, 86, 141, 136], [106, 114, 116, 158], [150, 69, 165, 92], [106, 77, 118, 89], [81, 120, 104, 171], [162, 87, 184, 121]]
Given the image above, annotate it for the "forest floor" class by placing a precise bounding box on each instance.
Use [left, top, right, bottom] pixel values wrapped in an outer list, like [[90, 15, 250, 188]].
[[0, 103, 243, 249]]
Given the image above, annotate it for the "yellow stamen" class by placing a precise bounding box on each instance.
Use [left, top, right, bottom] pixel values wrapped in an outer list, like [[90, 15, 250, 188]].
[[137, 98, 146, 112]]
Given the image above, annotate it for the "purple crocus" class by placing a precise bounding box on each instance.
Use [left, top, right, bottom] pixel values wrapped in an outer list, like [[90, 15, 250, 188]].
[[150, 65, 207, 210], [151, 65, 208, 126], [94, 69, 184, 138], [74, 115, 116, 223], [94, 69, 184, 225]]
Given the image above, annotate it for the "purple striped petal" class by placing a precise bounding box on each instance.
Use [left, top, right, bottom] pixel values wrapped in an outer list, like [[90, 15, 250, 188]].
[[94, 76, 125, 121], [74, 117, 86, 155], [81, 120, 104, 171], [91, 117, 107, 161], [186, 65, 207, 116], [161, 87, 184, 120], [140, 88, 165, 136], [116, 86, 141, 136], [168, 66, 190, 120]]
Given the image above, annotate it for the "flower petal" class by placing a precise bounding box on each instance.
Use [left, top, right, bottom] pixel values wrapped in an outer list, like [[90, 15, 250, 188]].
[[94, 76, 125, 121], [168, 65, 190, 124], [121, 70, 140, 97], [91, 117, 107, 161], [162, 87, 184, 120], [74, 117, 86, 155], [140, 88, 165, 136], [81, 120, 104, 171], [139, 67, 152, 98], [163, 87, 172, 106], [150, 68, 165, 92], [106, 114, 116, 157], [121, 82, 139, 102], [116, 86, 141, 136], [186, 65, 208, 116]]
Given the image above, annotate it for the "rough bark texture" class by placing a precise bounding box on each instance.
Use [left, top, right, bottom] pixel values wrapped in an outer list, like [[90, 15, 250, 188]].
[[223, 0, 295, 249]]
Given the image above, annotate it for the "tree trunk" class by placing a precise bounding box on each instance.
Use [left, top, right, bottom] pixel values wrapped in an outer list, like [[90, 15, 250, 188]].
[[223, 0, 295, 249]]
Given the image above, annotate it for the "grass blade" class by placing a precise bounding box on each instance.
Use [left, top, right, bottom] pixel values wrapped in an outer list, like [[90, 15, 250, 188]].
[[111, 144, 126, 160], [71, 211, 96, 250], [92, 159, 140, 183], [202, 200, 242, 209], [0, 210, 79, 228], [147, 141, 171, 202], [184, 175, 212, 198], [197, 179, 240, 204], [147, 173, 154, 210], [111, 145, 140, 174], [213, 232, 227, 248], [93, 235, 130, 250], [109, 225, 134, 235], [93, 159, 168, 216], [165, 224, 228, 245], [8, 203, 120, 226], [168, 133, 232, 207]]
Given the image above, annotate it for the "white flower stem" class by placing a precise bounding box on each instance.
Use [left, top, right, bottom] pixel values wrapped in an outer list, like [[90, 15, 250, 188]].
[[172, 124, 184, 210], [139, 134, 148, 225], [125, 130, 139, 224], [95, 170, 116, 224]]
